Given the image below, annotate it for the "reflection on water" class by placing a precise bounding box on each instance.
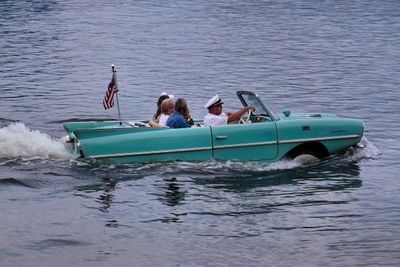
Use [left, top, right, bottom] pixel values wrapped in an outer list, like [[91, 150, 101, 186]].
[[157, 177, 186, 207], [156, 177, 187, 223], [192, 156, 362, 193], [96, 180, 117, 213], [71, 153, 363, 228], [74, 179, 120, 227]]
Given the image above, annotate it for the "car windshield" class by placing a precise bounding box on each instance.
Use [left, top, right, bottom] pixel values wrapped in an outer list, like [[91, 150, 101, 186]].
[[240, 93, 267, 115]]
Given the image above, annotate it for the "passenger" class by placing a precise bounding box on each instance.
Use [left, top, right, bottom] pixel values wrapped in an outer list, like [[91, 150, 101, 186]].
[[158, 98, 175, 127], [153, 92, 174, 123], [204, 95, 255, 126], [166, 98, 192, 128]]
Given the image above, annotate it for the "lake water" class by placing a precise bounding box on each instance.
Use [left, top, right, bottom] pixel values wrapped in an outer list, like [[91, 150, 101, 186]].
[[1, 0, 399, 266]]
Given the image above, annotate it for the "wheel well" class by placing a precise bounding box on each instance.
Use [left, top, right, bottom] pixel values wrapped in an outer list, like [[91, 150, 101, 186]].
[[286, 142, 329, 159]]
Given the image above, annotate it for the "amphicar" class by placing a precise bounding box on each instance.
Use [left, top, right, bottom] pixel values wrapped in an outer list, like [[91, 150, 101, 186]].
[[63, 91, 364, 163]]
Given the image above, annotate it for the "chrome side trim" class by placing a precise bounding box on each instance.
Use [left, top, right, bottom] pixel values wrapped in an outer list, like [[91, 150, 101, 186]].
[[278, 134, 360, 144], [90, 146, 212, 159], [89, 134, 360, 159], [214, 141, 277, 150], [213, 135, 359, 150]]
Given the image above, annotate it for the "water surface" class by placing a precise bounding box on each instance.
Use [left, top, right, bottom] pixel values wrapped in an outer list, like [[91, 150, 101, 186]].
[[1, 1, 399, 266]]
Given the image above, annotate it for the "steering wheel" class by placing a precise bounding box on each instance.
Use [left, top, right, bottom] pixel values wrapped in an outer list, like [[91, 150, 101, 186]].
[[239, 110, 252, 124]]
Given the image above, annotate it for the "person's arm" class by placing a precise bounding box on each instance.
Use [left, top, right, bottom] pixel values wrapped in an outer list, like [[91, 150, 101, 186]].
[[227, 106, 255, 123]]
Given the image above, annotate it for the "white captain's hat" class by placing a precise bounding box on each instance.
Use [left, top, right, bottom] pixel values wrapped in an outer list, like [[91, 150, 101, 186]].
[[160, 92, 174, 99], [205, 95, 224, 109]]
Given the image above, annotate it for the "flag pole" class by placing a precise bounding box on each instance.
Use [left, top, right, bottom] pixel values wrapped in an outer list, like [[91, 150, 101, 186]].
[[111, 64, 122, 125]]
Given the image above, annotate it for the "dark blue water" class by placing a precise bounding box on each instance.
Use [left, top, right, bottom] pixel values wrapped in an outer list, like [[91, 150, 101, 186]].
[[1, 1, 399, 266]]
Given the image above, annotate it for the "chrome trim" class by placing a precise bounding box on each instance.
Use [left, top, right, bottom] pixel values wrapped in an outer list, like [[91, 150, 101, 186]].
[[214, 141, 277, 150], [90, 146, 212, 159], [88, 134, 360, 159], [278, 134, 360, 144]]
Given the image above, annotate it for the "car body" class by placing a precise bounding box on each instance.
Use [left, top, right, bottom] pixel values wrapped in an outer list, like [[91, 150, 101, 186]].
[[63, 91, 364, 163]]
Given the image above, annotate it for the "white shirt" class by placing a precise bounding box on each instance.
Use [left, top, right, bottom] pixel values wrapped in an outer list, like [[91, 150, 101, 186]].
[[159, 114, 170, 127], [204, 112, 228, 126]]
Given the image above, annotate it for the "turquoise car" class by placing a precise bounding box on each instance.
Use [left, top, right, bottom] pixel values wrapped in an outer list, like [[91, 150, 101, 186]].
[[63, 91, 364, 163]]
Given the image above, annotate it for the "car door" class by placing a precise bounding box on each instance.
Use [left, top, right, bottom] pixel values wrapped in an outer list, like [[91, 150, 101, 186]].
[[211, 122, 278, 161], [77, 126, 214, 163]]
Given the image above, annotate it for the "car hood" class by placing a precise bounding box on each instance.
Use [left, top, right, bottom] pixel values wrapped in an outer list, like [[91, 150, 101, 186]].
[[278, 112, 338, 120]]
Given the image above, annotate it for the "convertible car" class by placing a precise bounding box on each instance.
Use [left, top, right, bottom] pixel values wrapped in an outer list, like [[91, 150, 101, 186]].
[[63, 91, 364, 164]]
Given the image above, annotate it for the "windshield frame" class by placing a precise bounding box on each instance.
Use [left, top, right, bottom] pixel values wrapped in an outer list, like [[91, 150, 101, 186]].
[[236, 91, 277, 121]]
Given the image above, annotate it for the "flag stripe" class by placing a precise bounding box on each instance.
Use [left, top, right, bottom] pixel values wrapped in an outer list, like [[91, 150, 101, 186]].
[[103, 75, 118, 110]]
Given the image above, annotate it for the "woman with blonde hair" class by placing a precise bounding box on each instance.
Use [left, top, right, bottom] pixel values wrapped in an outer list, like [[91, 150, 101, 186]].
[[158, 98, 175, 126]]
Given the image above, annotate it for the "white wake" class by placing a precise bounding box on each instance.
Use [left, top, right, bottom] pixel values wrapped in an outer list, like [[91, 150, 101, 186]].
[[0, 123, 72, 160]]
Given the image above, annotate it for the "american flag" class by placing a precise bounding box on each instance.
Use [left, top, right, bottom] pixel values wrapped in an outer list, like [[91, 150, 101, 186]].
[[103, 75, 118, 110]]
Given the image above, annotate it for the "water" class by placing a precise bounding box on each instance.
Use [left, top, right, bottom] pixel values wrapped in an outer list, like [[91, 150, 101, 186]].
[[1, 0, 399, 266]]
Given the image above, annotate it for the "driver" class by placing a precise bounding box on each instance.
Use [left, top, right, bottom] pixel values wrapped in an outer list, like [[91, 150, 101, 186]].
[[203, 95, 255, 126]]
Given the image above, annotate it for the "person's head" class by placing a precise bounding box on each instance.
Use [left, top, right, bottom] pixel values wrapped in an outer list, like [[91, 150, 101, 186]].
[[205, 95, 224, 115], [157, 94, 170, 108], [154, 92, 174, 120], [161, 98, 175, 115], [175, 98, 189, 116]]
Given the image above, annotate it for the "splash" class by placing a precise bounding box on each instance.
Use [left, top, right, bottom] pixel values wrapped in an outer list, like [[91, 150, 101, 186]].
[[101, 158, 305, 176], [0, 123, 72, 160], [346, 136, 381, 160], [359, 136, 381, 158]]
